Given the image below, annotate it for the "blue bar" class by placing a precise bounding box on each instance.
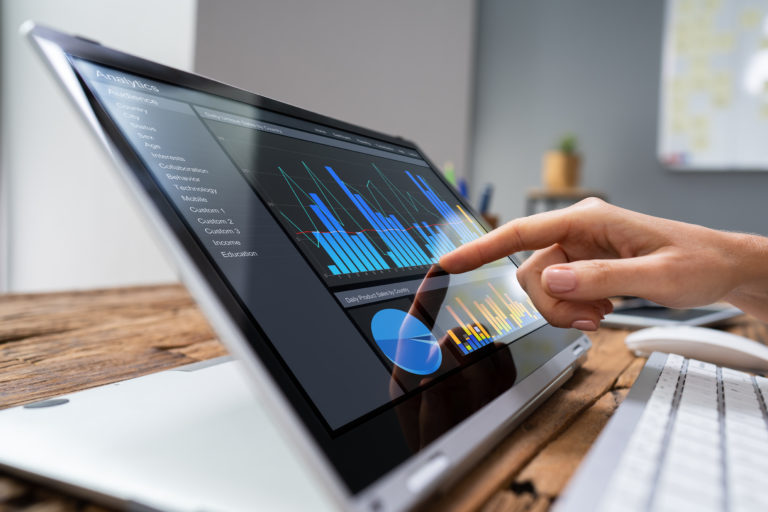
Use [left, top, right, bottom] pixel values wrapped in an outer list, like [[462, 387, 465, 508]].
[[386, 251, 404, 268], [468, 334, 481, 350], [423, 243, 438, 259], [350, 191, 406, 266], [433, 225, 457, 252], [340, 232, 375, 271], [382, 215, 423, 266], [358, 233, 390, 269], [357, 231, 389, 270], [354, 194, 409, 265], [412, 172, 478, 244], [413, 223, 433, 246], [325, 167, 391, 247], [424, 223, 451, 255], [325, 164, 431, 268], [310, 200, 366, 272], [313, 231, 350, 274], [350, 235, 378, 271], [388, 215, 426, 262], [312, 205, 363, 272], [324, 165, 442, 267], [328, 265, 340, 275], [406, 171, 458, 229], [475, 328, 489, 347], [321, 232, 354, 274], [310, 194, 367, 264], [376, 212, 416, 266], [389, 215, 431, 265], [416, 225, 442, 260], [341, 230, 375, 271], [386, 214, 423, 266]]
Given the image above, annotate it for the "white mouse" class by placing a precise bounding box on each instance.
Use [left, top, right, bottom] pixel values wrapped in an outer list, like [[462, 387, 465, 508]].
[[625, 325, 768, 373]]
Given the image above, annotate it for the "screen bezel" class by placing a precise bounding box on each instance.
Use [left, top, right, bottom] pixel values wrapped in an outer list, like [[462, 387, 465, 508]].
[[26, 23, 587, 509]]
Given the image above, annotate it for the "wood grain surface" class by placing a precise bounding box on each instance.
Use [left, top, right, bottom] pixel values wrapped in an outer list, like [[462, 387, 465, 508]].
[[0, 285, 760, 512]]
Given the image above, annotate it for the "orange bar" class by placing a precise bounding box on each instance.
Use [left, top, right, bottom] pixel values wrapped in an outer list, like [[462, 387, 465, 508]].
[[456, 204, 483, 235], [504, 293, 521, 312], [445, 305, 473, 337], [485, 297, 512, 331], [471, 325, 486, 341], [455, 297, 492, 339], [475, 301, 502, 335], [483, 302, 508, 333], [507, 302, 522, 327], [490, 283, 516, 314], [447, 329, 463, 345], [486, 297, 508, 323]]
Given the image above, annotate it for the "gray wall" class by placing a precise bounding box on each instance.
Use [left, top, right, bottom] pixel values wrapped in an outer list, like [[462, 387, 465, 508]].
[[0, 0, 196, 292], [195, 0, 476, 179], [471, 0, 768, 235]]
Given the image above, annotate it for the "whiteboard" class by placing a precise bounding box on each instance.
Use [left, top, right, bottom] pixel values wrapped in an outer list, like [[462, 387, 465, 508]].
[[659, 0, 768, 170]]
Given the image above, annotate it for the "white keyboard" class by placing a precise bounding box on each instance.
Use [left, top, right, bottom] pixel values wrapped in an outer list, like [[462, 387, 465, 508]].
[[556, 352, 768, 512]]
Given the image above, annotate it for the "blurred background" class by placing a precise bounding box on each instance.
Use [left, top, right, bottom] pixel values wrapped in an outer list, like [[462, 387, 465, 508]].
[[2, 0, 768, 293]]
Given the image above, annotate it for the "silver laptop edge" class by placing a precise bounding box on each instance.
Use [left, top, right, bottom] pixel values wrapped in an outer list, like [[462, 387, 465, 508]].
[[23, 21, 591, 512]]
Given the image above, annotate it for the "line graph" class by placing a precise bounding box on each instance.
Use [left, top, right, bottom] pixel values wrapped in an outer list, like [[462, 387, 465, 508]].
[[273, 161, 484, 278], [206, 121, 487, 286]]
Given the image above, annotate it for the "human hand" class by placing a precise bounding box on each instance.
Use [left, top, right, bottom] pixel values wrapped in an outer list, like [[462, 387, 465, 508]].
[[439, 198, 763, 330], [386, 265, 517, 449], [390, 330, 516, 451]]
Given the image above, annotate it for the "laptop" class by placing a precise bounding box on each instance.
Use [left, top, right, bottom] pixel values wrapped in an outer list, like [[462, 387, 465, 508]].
[[9, 22, 591, 511]]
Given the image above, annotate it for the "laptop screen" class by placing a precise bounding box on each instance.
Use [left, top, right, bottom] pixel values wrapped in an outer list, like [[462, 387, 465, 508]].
[[26, 30, 591, 494], [68, 56, 550, 432]]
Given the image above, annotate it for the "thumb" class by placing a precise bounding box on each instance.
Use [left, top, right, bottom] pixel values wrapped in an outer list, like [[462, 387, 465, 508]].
[[541, 255, 668, 301]]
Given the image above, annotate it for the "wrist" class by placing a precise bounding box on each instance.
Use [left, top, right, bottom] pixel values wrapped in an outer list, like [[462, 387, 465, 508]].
[[723, 232, 768, 308]]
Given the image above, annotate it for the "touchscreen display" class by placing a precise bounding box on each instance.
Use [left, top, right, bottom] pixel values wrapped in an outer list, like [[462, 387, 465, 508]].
[[70, 58, 546, 431]]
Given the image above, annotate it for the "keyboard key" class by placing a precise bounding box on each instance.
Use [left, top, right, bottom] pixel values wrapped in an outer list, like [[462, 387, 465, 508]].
[[688, 359, 717, 373], [654, 480, 722, 512]]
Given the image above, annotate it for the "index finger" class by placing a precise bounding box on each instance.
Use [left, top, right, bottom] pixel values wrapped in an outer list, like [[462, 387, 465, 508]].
[[439, 208, 575, 273]]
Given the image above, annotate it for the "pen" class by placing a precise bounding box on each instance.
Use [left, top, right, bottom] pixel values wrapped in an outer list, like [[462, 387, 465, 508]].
[[458, 178, 468, 199], [479, 184, 493, 214]]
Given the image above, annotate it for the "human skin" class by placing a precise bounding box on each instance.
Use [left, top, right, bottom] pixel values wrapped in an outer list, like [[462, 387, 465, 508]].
[[439, 198, 768, 330]]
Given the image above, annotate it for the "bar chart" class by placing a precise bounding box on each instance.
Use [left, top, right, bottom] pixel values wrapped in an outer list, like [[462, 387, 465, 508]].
[[443, 282, 541, 355], [274, 161, 485, 280]]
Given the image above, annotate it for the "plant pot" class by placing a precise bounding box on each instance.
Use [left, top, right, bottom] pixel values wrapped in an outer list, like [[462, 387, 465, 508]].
[[543, 151, 581, 190]]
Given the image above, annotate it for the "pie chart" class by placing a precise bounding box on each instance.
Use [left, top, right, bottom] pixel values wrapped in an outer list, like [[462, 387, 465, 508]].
[[370, 308, 442, 375]]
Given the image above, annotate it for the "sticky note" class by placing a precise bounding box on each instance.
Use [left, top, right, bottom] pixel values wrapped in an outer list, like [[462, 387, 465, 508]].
[[741, 9, 761, 29]]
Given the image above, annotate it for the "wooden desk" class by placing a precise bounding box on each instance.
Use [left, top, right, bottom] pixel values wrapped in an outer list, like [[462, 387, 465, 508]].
[[0, 285, 760, 511]]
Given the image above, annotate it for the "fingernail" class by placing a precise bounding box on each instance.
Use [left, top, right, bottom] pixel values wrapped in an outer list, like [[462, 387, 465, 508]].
[[572, 319, 597, 331], [544, 268, 577, 293]]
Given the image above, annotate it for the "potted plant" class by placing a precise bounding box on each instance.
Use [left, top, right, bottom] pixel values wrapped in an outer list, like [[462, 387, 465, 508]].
[[543, 134, 581, 190]]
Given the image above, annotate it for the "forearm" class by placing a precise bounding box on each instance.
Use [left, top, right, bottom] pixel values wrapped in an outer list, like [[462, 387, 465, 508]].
[[723, 232, 768, 322]]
